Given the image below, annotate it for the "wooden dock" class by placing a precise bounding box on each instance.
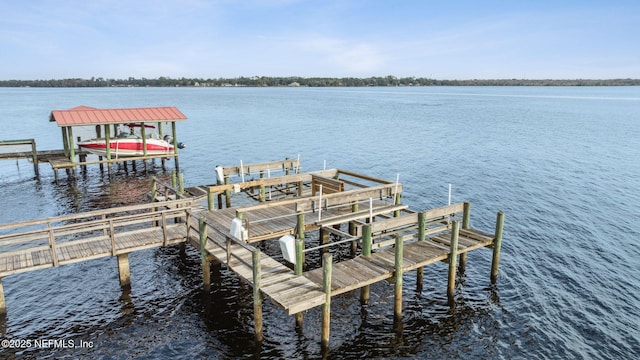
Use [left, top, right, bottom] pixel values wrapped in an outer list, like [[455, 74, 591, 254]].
[[0, 199, 194, 278], [0, 158, 505, 350]]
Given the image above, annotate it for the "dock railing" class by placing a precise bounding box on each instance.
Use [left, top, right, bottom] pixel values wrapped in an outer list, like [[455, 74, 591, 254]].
[[0, 139, 39, 175], [0, 198, 194, 276], [231, 183, 402, 243]]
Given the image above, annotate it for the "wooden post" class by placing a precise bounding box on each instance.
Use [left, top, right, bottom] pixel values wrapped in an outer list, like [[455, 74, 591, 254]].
[[199, 217, 211, 292], [259, 170, 266, 202], [178, 172, 184, 194], [417, 211, 426, 291], [294, 237, 304, 328], [67, 126, 76, 165], [296, 211, 305, 244], [362, 224, 372, 256], [349, 202, 359, 256], [252, 249, 263, 342], [224, 177, 232, 208], [0, 278, 5, 315], [207, 187, 215, 211], [30, 139, 39, 176], [447, 221, 459, 304], [321, 252, 333, 349], [294, 210, 305, 328], [151, 178, 157, 202], [361, 223, 372, 305], [140, 122, 148, 157], [171, 170, 177, 190], [491, 212, 505, 284], [61, 127, 69, 157], [394, 234, 403, 324], [171, 121, 179, 172], [319, 227, 329, 255], [216, 166, 224, 209], [294, 238, 304, 275], [297, 180, 303, 197], [394, 192, 402, 217], [117, 253, 130, 287], [460, 202, 471, 273]]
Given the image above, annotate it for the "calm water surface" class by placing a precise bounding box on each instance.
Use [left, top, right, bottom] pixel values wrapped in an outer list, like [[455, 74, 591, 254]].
[[0, 87, 639, 359]]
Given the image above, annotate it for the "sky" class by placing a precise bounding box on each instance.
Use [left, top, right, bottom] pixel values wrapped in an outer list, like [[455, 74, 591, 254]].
[[1, 0, 639, 80]]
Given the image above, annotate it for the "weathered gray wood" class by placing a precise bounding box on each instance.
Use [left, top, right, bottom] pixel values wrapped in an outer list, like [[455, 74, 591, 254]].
[[370, 212, 419, 233], [221, 158, 301, 176], [316, 204, 408, 228]]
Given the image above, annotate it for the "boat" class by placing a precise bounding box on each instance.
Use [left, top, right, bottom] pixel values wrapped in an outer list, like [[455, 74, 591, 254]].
[[78, 124, 184, 157]]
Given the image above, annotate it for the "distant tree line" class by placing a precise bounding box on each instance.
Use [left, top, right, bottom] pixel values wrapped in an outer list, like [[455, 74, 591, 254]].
[[1, 76, 639, 87]]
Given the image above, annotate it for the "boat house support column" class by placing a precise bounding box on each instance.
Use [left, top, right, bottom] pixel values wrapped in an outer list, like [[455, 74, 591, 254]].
[[61, 127, 70, 157], [95, 125, 104, 172], [140, 122, 148, 173], [67, 126, 77, 178], [171, 121, 179, 172], [104, 125, 112, 169], [158, 122, 166, 169]]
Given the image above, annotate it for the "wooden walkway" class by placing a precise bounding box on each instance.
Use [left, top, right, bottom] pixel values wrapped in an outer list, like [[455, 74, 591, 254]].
[[189, 199, 496, 315], [0, 160, 505, 349], [0, 199, 192, 277], [305, 228, 493, 297]]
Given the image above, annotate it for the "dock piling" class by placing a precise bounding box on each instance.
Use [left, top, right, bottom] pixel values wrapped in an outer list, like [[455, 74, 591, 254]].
[[321, 252, 333, 349], [294, 236, 304, 328], [117, 254, 131, 287], [460, 202, 471, 273], [491, 211, 505, 284], [349, 202, 359, 256], [394, 234, 403, 326], [447, 220, 460, 305], [252, 249, 263, 342], [199, 217, 211, 292], [360, 223, 372, 305]]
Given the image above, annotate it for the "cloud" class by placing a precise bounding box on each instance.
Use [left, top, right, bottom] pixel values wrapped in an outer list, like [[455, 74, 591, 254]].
[[294, 35, 385, 74]]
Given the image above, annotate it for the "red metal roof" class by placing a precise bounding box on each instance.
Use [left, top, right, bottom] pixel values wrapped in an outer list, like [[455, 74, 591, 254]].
[[50, 106, 187, 126]]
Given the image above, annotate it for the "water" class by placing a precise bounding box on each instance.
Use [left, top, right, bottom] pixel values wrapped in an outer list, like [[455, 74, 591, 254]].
[[1, 86, 639, 359]]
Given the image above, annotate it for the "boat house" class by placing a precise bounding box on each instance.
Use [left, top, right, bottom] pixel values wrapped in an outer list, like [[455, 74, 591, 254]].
[[49, 106, 187, 175]]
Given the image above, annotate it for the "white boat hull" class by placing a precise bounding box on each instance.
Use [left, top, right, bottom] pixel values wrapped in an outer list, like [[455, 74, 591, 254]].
[[78, 138, 175, 157]]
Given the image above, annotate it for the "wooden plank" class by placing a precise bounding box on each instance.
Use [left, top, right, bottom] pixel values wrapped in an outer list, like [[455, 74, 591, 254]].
[[432, 234, 476, 249], [221, 158, 301, 176], [280, 290, 326, 315], [311, 175, 344, 194], [335, 169, 395, 185], [422, 203, 465, 220], [459, 228, 494, 243], [296, 184, 401, 212], [316, 205, 408, 227], [371, 212, 419, 233]]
